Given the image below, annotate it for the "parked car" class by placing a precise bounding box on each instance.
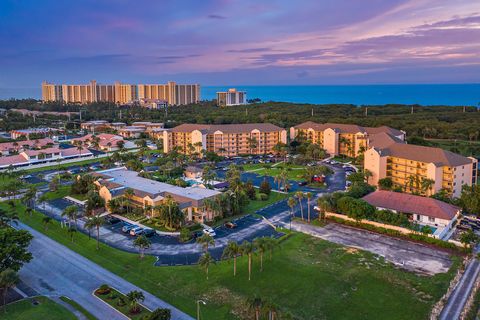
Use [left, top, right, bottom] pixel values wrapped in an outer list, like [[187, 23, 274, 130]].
[[224, 221, 237, 229], [105, 216, 121, 225], [121, 224, 135, 233], [130, 227, 144, 236], [202, 227, 216, 237], [143, 228, 156, 237]]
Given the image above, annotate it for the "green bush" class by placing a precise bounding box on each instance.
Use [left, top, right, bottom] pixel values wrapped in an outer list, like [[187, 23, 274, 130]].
[[258, 193, 269, 201], [117, 296, 126, 307], [179, 227, 191, 243], [96, 284, 111, 295]]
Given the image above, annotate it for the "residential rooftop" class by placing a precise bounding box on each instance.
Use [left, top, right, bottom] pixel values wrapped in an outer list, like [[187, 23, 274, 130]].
[[170, 123, 285, 134], [362, 190, 460, 220]]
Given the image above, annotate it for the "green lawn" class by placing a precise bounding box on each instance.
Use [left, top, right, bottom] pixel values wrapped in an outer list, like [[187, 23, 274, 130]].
[[59, 296, 96, 320], [5, 201, 458, 320], [243, 163, 308, 181], [0, 297, 76, 320], [0, 174, 25, 190], [243, 191, 288, 214], [42, 185, 71, 200]]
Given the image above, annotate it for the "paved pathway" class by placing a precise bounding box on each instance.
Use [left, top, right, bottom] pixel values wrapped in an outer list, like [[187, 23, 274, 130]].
[[439, 246, 480, 320], [18, 222, 194, 320]]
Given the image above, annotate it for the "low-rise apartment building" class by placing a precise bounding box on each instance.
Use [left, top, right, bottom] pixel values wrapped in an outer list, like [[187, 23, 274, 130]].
[[93, 167, 221, 222], [0, 146, 92, 169], [71, 133, 124, 152], [290, 121, 406, 157], [10, 128, 61, 140], [364, 137, 478, 197], [0, 138, 55, 156], [163, 123, 287, 156]]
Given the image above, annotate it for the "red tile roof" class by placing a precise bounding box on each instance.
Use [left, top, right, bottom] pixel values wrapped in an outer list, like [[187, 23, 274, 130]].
[[171, 123, 285, 134], [362, 190, 460, 220]]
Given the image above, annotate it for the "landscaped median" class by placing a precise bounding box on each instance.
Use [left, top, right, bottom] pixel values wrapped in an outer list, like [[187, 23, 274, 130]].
[[94, 285, 151, 320]]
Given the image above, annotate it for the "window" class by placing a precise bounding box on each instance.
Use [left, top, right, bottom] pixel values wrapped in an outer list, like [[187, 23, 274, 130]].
[[428, 217, 435, 222]]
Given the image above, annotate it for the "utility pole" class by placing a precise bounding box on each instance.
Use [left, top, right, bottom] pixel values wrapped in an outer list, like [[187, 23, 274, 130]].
[[411, 106, 414, 114], [245, 108, 248, 116], [463, 106, 466, 113], [311, 108, 314, 117], [364, 106, 368, 117]]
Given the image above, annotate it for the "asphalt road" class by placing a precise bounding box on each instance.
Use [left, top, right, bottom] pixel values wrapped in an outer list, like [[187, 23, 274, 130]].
[[18, 222, 194, 320], [439, 247, 480, 320]]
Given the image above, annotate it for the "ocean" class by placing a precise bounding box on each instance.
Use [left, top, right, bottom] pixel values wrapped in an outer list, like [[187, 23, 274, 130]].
[[1, 84, 479, 106], [203, 84, 480, 106]]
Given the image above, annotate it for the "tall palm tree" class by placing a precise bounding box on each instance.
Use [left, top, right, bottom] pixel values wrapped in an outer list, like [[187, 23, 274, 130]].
[[295, 192, 305, 221], [363, 169, 373, 184], [264, 237, 277, 261], [22, 185, 37, 208], [126, 290, 145, 314], [85, 215, 105, 250], [0, 269, 19, 313], [247, 296, 263, 320], [0, 208, 18, 227], [254, 237, 268, 271], [288, 197, 296, 218], [42, 216, 51, 231], [67, 226, 76, 242], [306, 192, 312, 223], [198, 252, 215, 280], [420, 178, 435, 196], [241, 241, 254, 281], [124, 188, 135, 214], [196, 234, 215, 252], [133, 235, 151, 259], [62, 205, 78, 228], [274, 169, 288, 191], [222, 241, 241, 276]]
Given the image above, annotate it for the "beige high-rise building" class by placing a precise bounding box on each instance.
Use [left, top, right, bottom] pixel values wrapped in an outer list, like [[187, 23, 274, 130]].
[[216, 88, 247, 106], [290, 121, 406, 158], [163, 123, 287, 156], [364, 138, 478, 198], [41, 81, 200, 105]]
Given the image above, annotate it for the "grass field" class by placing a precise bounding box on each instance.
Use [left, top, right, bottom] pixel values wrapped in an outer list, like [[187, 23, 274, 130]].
[[42, 185, 71, 200], [6, 201, 458, 320], [0, 297, 76, 320], [59, 296, 96, 320], [20, 157, 101, 173], [243, 163, 308, 181], [243, 190, 288, 214]]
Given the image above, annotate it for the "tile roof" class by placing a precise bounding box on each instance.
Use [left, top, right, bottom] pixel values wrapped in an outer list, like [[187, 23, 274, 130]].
[[0, 138, 55, 152], [293, 121, 404, 136], [362, 190, 460, 220], [376, 143, 472, 166], [170, 123, 285, 134]]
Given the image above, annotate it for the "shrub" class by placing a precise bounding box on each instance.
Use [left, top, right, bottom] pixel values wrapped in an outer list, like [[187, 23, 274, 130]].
[[108, 292, 118, 300], [259, 180, 271, 195], [96, 284, 111, 295], [179, 227, 191, 243], [147, 308, 171, 320], [258, 193, 269, 201], [117, 297, 126, 307]]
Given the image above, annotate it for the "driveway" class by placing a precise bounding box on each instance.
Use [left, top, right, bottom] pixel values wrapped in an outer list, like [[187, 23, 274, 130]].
[[291, 222, 452, 275], [18, 222, 194, 320]]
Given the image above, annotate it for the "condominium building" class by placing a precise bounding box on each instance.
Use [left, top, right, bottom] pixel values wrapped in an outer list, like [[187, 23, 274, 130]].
[[290, 121, 406, 158], [216, 88, 247, 106], [93, 167, 221, 222], [163, 123, 287, 156], [41, 81, 200, 105], [364, 136, 478, 197]]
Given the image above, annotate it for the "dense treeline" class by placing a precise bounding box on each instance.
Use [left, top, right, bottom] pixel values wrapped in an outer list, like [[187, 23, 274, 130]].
[[1, 99, 480, 156]]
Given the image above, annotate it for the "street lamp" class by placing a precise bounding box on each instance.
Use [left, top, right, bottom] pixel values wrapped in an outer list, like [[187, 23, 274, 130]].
[[197, 300, 206, 320]]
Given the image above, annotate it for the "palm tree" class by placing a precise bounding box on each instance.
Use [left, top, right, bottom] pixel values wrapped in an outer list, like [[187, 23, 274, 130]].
[[196, 234, 215, 252], [133, 235, 151, 259], [42, 216, 51, 231], [274, 169, 288, 191], [0, 269, 19, 313], [420, 178, 435, 196], [254, 237, 268, 271], [241, 241, 254, 281], [288, 196, 296, 218], [222, 241, 241, 276], [263, 300, 278, 320], [0, 208, 18, 227], [264, 237, 277, 261], [295, 192, 305, 221], [247, 296, 263, 320], [306, 192, 312, 223], [22, 185, 37, 208], [67, 226, 76, 242], [62, 205, 78, 228], [85, 215, 104, 250], [124, 188, 135, 214], [198, 252, 215, 280], [126, 290, 145, 314], [246, 137, 258, 155], [363, 169, 373, 184]]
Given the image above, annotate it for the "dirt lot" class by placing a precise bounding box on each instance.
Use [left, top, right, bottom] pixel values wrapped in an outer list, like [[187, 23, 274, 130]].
[[292, 221, 453, 275]]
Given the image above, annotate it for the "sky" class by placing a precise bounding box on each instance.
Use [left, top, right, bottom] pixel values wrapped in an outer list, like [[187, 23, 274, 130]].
[[1, 0, 480, 97]]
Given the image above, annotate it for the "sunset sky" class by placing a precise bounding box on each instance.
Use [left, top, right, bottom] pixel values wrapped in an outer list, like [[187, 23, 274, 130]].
[[1, 0, 480, 94]]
